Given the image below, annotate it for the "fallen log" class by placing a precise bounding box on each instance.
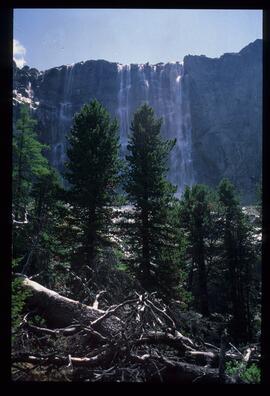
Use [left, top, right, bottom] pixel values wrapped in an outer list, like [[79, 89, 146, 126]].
[[126, 353, 235, 383], [14, 277, 248, 383], [20, 277, 122, 336], [12, 350, 235, 383]]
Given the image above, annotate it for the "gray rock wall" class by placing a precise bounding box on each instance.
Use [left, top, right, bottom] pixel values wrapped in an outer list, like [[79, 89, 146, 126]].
[[13, 39, 262, 203], [183, 39, 262, 202]]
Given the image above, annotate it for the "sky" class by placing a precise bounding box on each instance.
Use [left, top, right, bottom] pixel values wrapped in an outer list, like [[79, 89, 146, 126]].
[[13, 9, 262, 71]]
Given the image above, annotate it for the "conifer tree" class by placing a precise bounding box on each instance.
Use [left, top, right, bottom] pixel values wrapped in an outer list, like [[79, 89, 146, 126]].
[[179, 185, 212, 316], [64, 99, 120, 269], [124, 103, 184, 300], [12, 104, 51, 271], [13, 104, 49, 221], [218, 178, 258, 343], [26, 169, 64, 280]]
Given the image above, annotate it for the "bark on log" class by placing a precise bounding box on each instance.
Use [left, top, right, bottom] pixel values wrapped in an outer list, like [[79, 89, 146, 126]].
[[130, 354, 234, 383], [13, 351, 235, 383], [15, 277, 247, 383], [21, 277, 122, 336]]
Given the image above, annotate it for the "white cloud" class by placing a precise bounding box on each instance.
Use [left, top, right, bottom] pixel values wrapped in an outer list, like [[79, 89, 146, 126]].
[[13, 39, 27, 68]]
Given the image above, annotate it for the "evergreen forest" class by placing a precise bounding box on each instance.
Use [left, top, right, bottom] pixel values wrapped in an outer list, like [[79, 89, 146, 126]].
[[12, 101, 261, 383]]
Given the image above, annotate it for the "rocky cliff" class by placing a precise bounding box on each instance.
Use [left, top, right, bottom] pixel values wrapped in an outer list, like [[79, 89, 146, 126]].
[[183, 39, 262, 203], [13, 39, 262, 203]]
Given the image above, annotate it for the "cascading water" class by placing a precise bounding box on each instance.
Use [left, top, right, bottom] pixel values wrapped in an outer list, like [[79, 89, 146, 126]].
[[49, 60, 195, 194], [52, 64, 75, 169], [117, 64, 131, 156], [117, 61, 194, 196]]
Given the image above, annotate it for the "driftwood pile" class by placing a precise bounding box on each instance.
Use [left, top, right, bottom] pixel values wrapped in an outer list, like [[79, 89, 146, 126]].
[[12, 277, 260, 383]]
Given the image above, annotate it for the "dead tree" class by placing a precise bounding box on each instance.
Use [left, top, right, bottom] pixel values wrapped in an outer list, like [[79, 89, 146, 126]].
[[12, 277, 259, 383]]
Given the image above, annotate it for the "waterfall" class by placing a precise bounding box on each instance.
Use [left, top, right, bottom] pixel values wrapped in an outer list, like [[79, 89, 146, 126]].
[[117, 64, 131, 156], [117, 61, 194, 196], [49, 60, 195, 194], [60, 64, 74, 118], [178, 69, 195, 194], [165, 62, 195, 195], [138, 64, 149, 103], [52, 64, 75, 169]]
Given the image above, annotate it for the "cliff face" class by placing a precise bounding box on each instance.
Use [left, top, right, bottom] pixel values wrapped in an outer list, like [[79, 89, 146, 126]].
[[13, 39, 262, 203], [183, 39, 262, 203]]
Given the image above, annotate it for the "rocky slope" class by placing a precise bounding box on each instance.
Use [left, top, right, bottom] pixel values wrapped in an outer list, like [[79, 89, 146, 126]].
[[13, 39, 262, 203]]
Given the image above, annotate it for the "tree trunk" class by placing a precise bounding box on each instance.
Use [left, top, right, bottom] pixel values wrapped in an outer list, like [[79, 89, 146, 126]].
[[14, 132, 24, 220], [14, 277, 245, 383], [141, 204, 151, 289], [195, 241, 209, 317], [198, 261, 209, 316], [20, 276, 121, 336]]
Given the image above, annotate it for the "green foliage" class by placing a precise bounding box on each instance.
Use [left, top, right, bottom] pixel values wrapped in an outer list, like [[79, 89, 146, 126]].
[[225, 360, 243, 376], [12, 105, 59, 278], [218, 178, 259, 343], [115, 262, 129, 272], [29, 314, 46, 327], [178, 179, 261, 338], [179, 184, 215, 315], [12, 278, 27, 331], [13, 105, 50, 220], [241, 363, 261, 383], [12, 260, 32, 335], [225, 361, 261, 383], [11, 100, 261, 364], [12, 105, 68, 284], [64, 99, 121, 269], [113, 248, 128, 271], [123, 103, 185, 300], [26, 169, 68, 279]]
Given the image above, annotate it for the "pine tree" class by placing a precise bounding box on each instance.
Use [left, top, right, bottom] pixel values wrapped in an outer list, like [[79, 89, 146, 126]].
[[64, 99, 121, 270], [179, 185, 213, 316], [218, 178, 258, 343], [13, 104, 50, 221], [26, 169, 65, 280], [124, 103, 184, 300], [12, 104, 51, 272]]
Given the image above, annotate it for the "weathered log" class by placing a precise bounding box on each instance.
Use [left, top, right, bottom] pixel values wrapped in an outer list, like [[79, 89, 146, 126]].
[[12, 350, 235, 383], [15, 277, 248, 383], [21, 277, 122, 336], [185, 350, 218, 367], [130, 353, 235, 383]]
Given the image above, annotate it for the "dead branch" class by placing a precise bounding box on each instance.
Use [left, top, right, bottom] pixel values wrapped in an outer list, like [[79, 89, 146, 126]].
[[13, 276, 251, 383], [92, 290, 106, 309], [90, 297, 138, 327], [135, 331, 196, 353], [12, 349, 113, 368], [20, 276, 121, 335], [129, 353, 234, 383]]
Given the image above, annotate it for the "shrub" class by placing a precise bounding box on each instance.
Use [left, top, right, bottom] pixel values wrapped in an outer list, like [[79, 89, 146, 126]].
[[225, 361, 261, 383]]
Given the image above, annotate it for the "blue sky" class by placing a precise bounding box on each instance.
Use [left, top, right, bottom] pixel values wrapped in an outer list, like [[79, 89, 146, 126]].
[[14, 9, 262, 70]]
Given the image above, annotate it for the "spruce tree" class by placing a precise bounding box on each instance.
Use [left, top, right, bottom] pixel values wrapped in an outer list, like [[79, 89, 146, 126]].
[[179, 185, 212, 316], [218, 179, 258, 343], [12, 104, 51, 271], [13, 104, 49, 221], [124, 103, 184, 300], [27, 169, 64, 280], [64, 99, 120, 270]]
